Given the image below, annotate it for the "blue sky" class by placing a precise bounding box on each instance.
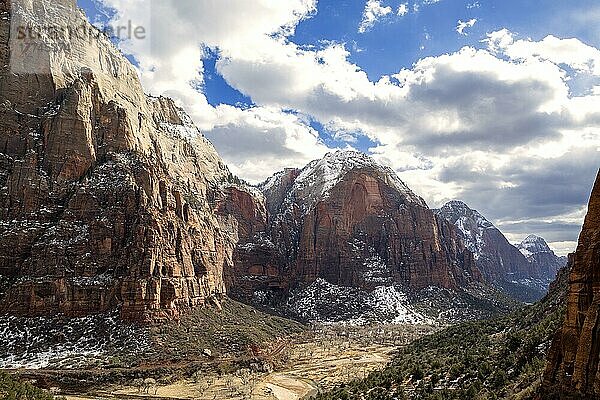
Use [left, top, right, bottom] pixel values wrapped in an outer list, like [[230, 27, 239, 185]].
[[77, 0, 600, 253], [79, 0, 600, 137]]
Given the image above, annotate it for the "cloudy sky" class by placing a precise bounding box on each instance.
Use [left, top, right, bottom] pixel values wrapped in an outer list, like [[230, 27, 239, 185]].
[[79, 0, 599, 255]]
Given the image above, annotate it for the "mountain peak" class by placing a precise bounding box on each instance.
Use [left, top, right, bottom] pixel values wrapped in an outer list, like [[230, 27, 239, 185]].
[[437, 200, 495, 230], [444, 200, 470, 208], [518, 234, 552, 256], [286, 150, 426, 211], [522, 234, 545, 243]]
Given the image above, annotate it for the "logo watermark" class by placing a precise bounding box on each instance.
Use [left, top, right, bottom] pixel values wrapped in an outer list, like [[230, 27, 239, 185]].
[[14, 20, 146, 44], [8, 0, 150, 74]]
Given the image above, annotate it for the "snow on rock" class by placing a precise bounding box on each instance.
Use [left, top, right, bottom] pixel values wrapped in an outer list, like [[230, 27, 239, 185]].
[[517, 234, 552, 257], [280, 150, 426, 215], [0, 311, 149, 369], [259, 169, 290, 193], [435, 200, 494, 259], [284, 278, 433, 326]]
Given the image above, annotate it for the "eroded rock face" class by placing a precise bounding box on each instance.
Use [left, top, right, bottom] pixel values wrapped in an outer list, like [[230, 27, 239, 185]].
[[228, 151, 482, 307], [435, 201, 532, 279], [542, 170, 600, 398], [0, 0, 237, 322], [518, 235, 567, 280], [435, 201, 565, 302]]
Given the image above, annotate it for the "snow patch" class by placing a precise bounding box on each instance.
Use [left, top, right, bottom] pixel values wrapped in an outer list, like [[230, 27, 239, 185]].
[[0, 311, 149, 369], [283, 150, 426, 216], [285, 278, 433, 326]]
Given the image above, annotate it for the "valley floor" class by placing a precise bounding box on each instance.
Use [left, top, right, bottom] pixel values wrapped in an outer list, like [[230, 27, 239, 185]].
[[57, 324, 434, 400]]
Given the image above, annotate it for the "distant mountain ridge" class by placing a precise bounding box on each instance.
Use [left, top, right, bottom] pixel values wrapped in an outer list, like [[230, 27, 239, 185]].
[[435, 201, 566, 302], [517, 235, 567, 279]]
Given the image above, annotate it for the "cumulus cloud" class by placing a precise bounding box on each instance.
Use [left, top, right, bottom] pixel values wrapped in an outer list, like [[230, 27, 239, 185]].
[[398, 3, 409, 16], [101, 0, 317, 129], [358, 0, 393, 33], [98, 0, 326, 183], [491, 33, 600, 75], [99, 0, 599, 252], [456, 18, 477, 35], [205, 106, 330, 182]]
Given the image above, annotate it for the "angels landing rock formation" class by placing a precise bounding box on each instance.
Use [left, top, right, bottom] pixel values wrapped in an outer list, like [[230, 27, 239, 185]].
[[541, 170, 600, 399], [226, 151, 492, 323], [0, 0, 239, 321]]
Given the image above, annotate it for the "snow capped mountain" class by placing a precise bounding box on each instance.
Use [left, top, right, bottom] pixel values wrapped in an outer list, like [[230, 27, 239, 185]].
[[266, 150, 427, 216], [518, 235, 567, 279], [518, 234, 552, 257], [435, 201, 558, 302], [226, 151, 521, 325], [435, 200, 495, 259]]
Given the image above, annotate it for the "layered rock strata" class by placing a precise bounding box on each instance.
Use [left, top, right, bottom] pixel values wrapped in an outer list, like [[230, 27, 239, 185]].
[[0, 0, 237, 322], [228, 151, 483, 303], [542, 170, 600, 398]]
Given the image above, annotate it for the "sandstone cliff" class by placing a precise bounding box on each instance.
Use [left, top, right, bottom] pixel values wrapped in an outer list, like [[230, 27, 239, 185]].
[[227, 151, 491, 322], [0, 0, 238, 322], [541, 170, 600, 398]]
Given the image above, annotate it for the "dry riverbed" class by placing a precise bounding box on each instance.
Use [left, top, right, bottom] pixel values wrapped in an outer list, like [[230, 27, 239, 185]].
[[62, 324, 435, 400]]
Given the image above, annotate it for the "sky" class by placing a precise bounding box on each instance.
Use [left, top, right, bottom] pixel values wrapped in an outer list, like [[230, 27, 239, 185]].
[[77, 0, 600, 255]]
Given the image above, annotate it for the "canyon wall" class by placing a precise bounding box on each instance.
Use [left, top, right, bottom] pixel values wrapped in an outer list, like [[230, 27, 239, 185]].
[[542, 170, 600, 398], [0, 0, 238, 322]]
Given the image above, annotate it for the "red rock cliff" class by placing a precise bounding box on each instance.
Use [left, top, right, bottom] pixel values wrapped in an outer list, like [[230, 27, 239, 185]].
[[0, 0, 237, 322], [228, 151, 482, 301], [541, 170, 600, 398]]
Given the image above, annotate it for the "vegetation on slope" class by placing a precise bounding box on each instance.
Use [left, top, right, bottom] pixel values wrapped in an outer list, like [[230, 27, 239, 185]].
[[145, 298, 306, 363], [0, 372, 63, 400], [4, 299, 305, 393], [316, 267, 568, 400]]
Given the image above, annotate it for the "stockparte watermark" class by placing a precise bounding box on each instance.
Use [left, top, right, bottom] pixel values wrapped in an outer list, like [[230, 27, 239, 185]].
[[9, 0, 149, 74]]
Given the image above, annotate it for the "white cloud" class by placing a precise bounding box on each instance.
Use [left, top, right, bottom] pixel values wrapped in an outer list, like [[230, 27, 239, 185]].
[[547, 241, 578, 256], [205, 106, 330, 182], [456, 18, 477, 35], [100, 0, 317, 130], [486, 30, 600, 75], [98, 0, 599, 243], [98, 0, 325, 183], [398, 3, 409, 16], [504, 36, 600, 75], [358, 0, 393, 33], [485, 28, 515, 53]]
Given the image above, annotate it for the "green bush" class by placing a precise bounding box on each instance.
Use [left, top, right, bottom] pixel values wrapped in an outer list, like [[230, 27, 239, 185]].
[[0, 372, 63, 400], [315, 274, 568, 400]]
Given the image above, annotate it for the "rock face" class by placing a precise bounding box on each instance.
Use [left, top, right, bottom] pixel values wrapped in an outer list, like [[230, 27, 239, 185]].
[[228, 151, 489, 322], [0, 0, 239, 322], [0, 0, 511, 326], [541, 170, 600, 399], [518, 235, 567, 279], [435, 201, 562, 302]]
